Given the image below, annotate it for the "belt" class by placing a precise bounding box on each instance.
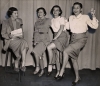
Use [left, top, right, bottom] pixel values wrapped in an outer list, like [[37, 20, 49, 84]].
[[71, 32, 87, 40], [39, 32, 48, 34]]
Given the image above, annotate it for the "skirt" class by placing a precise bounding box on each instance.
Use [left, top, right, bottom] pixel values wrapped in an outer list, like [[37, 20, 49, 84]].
[[9, 38, 29, 59], [53, 31, 69, 52], [32, 41, 50, 58], [64, 32, 88, 59]]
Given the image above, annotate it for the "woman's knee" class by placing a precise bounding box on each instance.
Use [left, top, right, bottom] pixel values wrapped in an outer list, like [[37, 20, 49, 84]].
[[47, 43, 55, 50], [71, 58, 77, 64], [47, 45, 51, 50], [63, 49, 67, 55]]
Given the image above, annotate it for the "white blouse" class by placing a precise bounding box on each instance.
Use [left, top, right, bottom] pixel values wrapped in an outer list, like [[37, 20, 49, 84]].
[[65, 13, 99, 33], [51, 16, 67, 32]]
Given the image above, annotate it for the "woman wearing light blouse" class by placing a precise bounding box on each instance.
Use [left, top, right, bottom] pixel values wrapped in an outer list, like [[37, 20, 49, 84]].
[[57, 2, 99, 85], [47, 5, 69, 78]]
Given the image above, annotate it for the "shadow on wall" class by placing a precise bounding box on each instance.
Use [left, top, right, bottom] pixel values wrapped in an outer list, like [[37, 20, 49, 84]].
[[0, 24, 3, 40], [0, 24, 5, 53], [87, 12, 96, 34]]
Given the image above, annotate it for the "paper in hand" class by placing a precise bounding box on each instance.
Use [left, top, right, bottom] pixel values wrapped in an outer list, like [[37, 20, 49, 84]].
[[11, 28, 23, 37]]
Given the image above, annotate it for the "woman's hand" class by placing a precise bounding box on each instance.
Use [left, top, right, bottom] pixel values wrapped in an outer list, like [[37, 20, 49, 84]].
[[90, 8, 95, 17], [52, 38, 56, 41], [16, 35, 23, 39], [9, 33, 14, 39]]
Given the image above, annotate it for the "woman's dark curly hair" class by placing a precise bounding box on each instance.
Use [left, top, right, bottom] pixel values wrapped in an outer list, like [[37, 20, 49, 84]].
[[72, 2, 83, 15], [7, 7, 18, 18], [72, 2, 83, 9], [50, 5, 62, 16], [36, 7, 47, 16]]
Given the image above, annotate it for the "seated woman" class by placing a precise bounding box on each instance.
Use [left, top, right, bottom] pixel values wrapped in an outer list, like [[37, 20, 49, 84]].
[[1, 7, 29, 72], [31, 7, 51, 77], [47, 5, 69, 78]]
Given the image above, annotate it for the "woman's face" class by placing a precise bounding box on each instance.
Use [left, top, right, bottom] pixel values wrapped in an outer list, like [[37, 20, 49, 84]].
[[11, 11, 18, 19], [38, 9, 45, 18], [73, 4, 82, 16], [53, 7, 60, 17]]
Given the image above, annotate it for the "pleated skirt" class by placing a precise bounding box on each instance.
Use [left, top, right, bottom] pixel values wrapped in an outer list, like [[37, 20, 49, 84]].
[[53, 31, 69, 52], [9, 38, 29, 59]]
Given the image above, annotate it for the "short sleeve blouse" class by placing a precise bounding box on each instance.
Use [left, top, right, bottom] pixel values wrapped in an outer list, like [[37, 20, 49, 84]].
[[51, 16, 66, 32]]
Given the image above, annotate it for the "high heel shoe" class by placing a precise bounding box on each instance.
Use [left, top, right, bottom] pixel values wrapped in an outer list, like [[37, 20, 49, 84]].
[[47, 64, 52, 77], [47, 71, 52, 76], [38, 69, 45, 77], [72, 78, 81, 86], [54, 76, 58, 80], [56, 74, 64, 81], [14, 67, 19, 72], [14, 60, 19, 72], [54, 70, 60, 80], [56, 70, 65, 80], [33, 66, 40, 75], [20, 66, 26, 72]]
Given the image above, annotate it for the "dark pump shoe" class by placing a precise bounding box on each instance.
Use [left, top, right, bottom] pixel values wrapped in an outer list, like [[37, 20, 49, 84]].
[[2, 49, 6, 54], [56, 72, 65, 80], [20, 66, 26, 72], [72, 78, 81, 86], [33, 68, 40, 75], [47, 71, 52, 76], [56, 75, 64, 81], [54, 76, 58, 80], [38, 72, 45, 77], [47, 64, 53, 77], [14, 67, 19, 72]]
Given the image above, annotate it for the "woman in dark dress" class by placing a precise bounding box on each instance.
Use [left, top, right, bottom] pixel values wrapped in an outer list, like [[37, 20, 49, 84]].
[[1, 7, 29, 72], [31, 7, 51, 77]]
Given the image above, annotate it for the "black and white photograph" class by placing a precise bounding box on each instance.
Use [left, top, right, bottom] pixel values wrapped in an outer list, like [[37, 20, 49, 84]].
[[0, 0, 100, 86]]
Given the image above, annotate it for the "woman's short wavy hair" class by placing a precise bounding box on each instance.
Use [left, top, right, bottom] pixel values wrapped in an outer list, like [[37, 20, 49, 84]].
[[36, 7, 47, 16], [7, 7, 18, 18], [73, 2, 83, 9], [50, 5, 62, 16]]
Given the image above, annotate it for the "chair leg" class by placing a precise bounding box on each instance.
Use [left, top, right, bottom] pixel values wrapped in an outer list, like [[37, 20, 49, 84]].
[[18, 70, 21, 82], [4, 49, 22, 82], [22, 71, 25, 76], [5, 51, 9, 72], [4, 51, 9, 81], [10, 53, 13, 69]]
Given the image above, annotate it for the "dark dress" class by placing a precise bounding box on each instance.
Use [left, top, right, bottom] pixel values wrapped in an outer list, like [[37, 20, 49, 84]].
[[32, 18, 51, 57]]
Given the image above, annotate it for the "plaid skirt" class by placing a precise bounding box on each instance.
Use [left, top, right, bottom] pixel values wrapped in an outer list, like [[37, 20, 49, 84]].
[[64, 32, 88, 59], [9, 38, 29, 59], [53, 31, 69, 52]]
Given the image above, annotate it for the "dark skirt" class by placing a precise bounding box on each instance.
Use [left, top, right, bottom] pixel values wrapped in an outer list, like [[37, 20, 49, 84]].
[[32, 41, 50, 58], [53, 31, 69, 52], [9, 38, 29, 59], [64, 33, 88, 59]]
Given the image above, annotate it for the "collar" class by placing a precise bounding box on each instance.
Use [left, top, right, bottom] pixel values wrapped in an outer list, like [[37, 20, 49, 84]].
[[38, 17, 46, 22], [74, 13, 82, 19], [53, 16, 60, 19]]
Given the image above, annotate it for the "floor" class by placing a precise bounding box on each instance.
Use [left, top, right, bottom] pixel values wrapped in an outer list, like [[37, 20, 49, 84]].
[[0, 66, 100, 86]]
